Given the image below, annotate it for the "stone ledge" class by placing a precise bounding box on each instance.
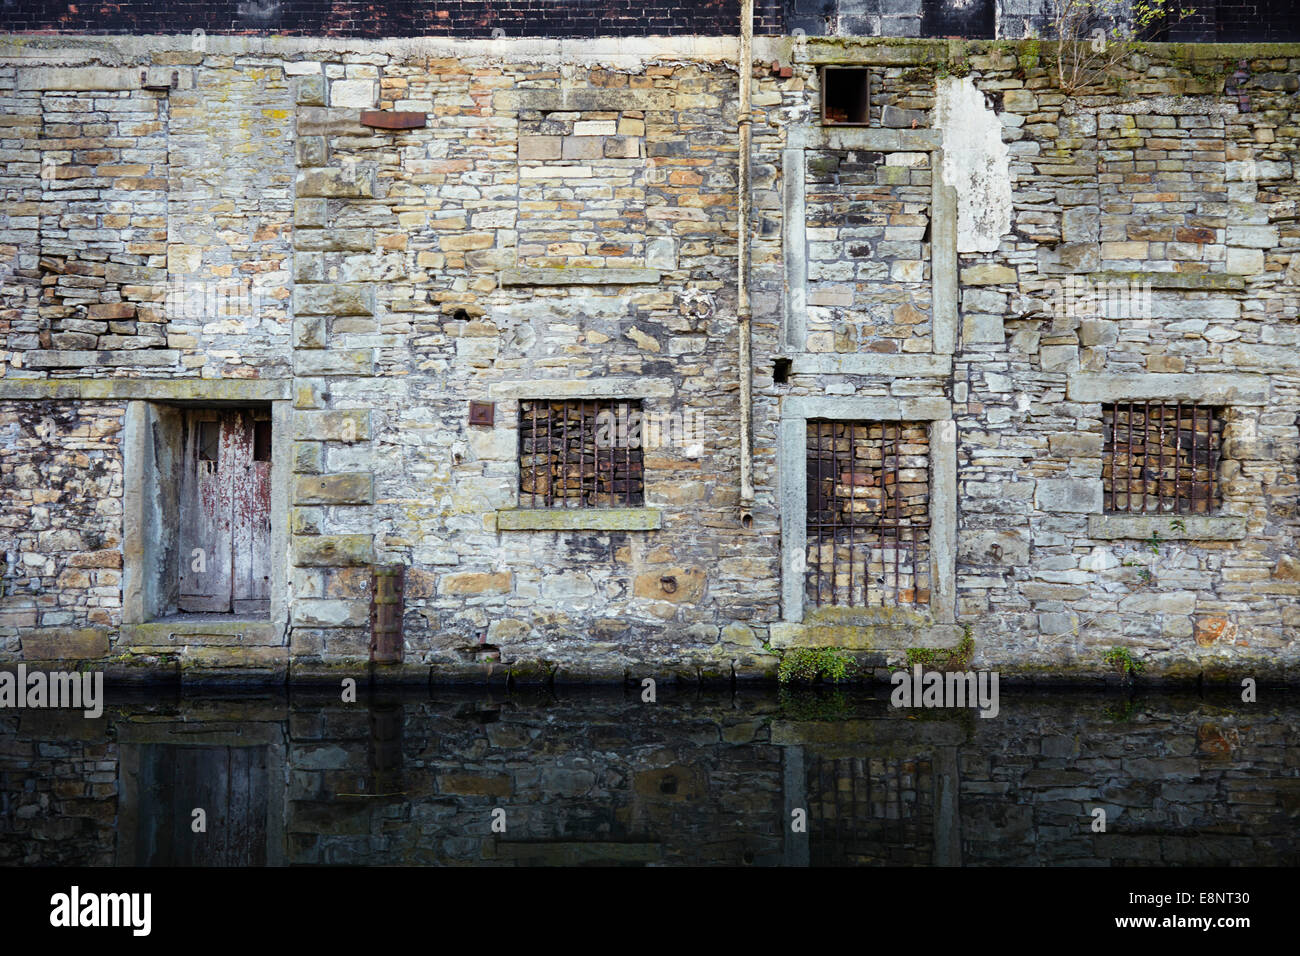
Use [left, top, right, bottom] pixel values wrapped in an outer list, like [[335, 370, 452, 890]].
[[790, 353, 952, 377], [1067, 372, 1270, 405], [770, 622, 962, 650], [0, 378, 290, 401], [495, 508, 662, 531], [1088, 515, 1248, 541], [499, 267, 661, 286], [121, 619, 281, 647]]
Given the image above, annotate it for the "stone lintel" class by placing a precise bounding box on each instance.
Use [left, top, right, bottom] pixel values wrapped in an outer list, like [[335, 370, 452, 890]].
[[488, 378, 674, 399], [1067, 373, 1270, 405], [495, 508, 662, 531], [790, 353, 952, 377], [499, 267, 661, 286], [0, 378, 290, 402], [789, 125, 942, 151], [783, 396, 951, 421], [1087, 515, 1248, 541]]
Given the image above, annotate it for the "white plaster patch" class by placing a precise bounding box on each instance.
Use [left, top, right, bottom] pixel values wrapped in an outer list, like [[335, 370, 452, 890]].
[[934, 76, 1012, 254]]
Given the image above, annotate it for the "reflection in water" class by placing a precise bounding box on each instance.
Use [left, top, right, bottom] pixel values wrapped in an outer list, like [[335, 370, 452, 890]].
[[2, 687, 1297, 866]]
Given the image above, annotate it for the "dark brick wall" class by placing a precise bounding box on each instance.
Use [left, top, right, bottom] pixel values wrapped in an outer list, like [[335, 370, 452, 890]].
[[0, 0, 784, 37], [1, 0, 1295, 38]]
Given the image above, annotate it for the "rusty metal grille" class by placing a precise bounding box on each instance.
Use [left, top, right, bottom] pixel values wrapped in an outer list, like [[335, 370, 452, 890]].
[[519, 399, 644, 508], [806, 420, 930, 608], [1103, 403, 1222, 514], [807, 754, 934, 866]]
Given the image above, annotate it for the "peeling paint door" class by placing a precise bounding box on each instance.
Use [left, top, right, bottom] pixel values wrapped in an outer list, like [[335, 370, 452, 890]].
[[178, 409, 271, 615]]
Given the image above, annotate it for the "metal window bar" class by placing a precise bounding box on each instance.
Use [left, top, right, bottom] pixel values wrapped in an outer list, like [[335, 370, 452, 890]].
[[1102, 403, 1221, 514], [805, 420, 931, 609], [519, 399, 644, 509]]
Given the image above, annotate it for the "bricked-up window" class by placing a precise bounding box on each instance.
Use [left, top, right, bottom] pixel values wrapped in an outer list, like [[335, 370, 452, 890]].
[[519, 400, 644, 508], [806, 421, 930, 608], [1103, 403, 1222, 514]]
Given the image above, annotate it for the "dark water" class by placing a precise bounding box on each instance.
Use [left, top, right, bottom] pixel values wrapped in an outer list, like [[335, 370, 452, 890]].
[[2, 686, 1297, 866]]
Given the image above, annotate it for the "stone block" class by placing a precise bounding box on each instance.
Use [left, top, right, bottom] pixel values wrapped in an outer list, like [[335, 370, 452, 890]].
[[294, 473, 374, 505], [1035, 479, 1102, 513], [292, 410, 370, 442], [293, 534, 375, 567], [293, 349, 375, 377], [518, 135, 561, 160], [293, 283, 375, 316], [439, 572, 513, 596], [20, 629, 109, 660]]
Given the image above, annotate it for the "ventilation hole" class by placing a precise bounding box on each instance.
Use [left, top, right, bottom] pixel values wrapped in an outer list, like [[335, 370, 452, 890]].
[[774, 357, 791, 384]]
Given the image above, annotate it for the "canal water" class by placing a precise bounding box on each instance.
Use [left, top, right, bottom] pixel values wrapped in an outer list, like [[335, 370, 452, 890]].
[[2, 687, 1296, 866]]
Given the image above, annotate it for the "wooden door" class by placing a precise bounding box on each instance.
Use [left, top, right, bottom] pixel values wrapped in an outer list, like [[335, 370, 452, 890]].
[[178, 409, 271, 615]]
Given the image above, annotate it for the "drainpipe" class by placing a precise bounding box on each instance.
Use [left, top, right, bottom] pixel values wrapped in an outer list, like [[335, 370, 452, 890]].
[[737, 0, 755, 528]]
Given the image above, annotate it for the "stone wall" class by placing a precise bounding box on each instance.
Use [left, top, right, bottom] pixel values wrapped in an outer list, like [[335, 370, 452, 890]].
[[0, 35, 1297, 683]]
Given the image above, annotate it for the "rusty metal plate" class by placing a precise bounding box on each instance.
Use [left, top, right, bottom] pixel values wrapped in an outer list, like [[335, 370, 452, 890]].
[[360, 110, 427, 130], [468, 401, 495, 427]]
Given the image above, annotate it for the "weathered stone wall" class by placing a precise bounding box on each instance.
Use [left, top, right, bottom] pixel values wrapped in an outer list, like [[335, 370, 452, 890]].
[[0, 35, 1297, 683]]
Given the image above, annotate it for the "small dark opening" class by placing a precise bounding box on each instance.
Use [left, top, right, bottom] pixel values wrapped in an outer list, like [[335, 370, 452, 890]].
[[198, 421, 220, 462], [774, 357, 792, 384], [253, 420, 272, 462], [823, 68, 870, 125]]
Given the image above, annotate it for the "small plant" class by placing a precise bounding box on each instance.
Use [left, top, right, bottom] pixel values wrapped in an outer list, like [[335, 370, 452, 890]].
[[1103, 646, 1145, 681], [1146, 530, 1162, 554], [778, 647, 855, 684], [1170, 517, 1187, 535], [904, 626, 975, 672]]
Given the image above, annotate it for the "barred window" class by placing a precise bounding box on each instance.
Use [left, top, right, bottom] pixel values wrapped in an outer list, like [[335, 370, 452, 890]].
[[1102, 403, 1222, 514], [806, 420, 930, 608], [519, 399, 644, 508]]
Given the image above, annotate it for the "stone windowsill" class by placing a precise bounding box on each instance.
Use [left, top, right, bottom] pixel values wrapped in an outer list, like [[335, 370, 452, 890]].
[[770, 621, 963, 650], [496, 508, 662, 531], [1087, 514, 1247, 541]]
